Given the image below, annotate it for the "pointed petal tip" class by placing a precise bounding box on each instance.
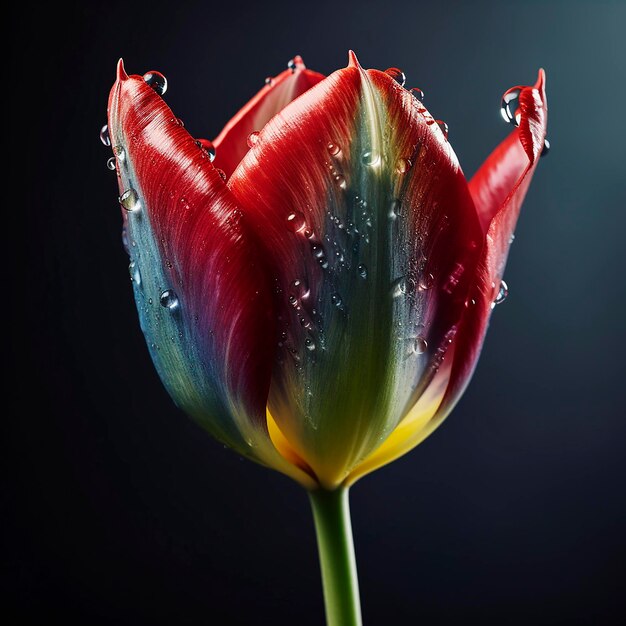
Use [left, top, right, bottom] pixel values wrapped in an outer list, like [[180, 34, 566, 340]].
[[347, 50, 362, 69], [291, 55, 306, 70], [116, 58, 128, 82], [536, 68, 546, 94]]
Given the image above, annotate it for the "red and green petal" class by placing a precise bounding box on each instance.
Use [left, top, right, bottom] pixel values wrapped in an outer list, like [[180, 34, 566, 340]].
[[347, 70, 548, 483], [229, 52, 483, 488], [107, 60, 316, 489], [212, 56, 325, 179]]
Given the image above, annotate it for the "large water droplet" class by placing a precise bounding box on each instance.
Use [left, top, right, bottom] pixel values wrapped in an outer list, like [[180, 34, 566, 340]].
[[100, 124, 111, 147], [418, 273, 434, 291], [362, 150, 381, 167], [396, 158, 412, 174], [113, 145, 126, 162], [247, 131, 259, 148], [160, 289, 179, 310], [106, 157, 116, 171], [197, 138, 216, 161], [436, 120, 449, 140], [286, 211, 307, 233], [501, 87, 522, 126], [331, 293, 344, 308], [129, 261, 141, 285], [327, 142, 341, 156], [492, 280, 509, 307], [389, 199, 401, 220], [409, 87, 425, 101], [385, 67, 406, 87], [357, 263, 368, 279], [119, 189, 140, 212], [541, 139, 550, 157], [143, 71, 167, 96], [411, 336, 428, 355]]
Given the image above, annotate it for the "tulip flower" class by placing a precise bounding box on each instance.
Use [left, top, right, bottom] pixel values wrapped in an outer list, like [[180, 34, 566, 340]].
[[103, 52, 547, 625]]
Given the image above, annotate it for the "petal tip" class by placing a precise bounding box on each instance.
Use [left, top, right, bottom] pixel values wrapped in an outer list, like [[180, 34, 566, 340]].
[[291, 55, 306, 70], [116, 58, 128, 82], [347, 50, 362, 69]]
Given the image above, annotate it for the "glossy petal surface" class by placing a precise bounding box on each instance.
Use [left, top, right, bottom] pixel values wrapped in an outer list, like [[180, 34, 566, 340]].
[[229, 53, 483, 488], [108, 61, 316, 488], [213, 56, 325, 178]]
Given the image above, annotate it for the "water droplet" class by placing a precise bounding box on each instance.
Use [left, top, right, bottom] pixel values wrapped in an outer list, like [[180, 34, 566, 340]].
[[331, 293, 343, 308], [305, 338, 316, 351], [411, 336, 428, 355], [396, 158, 412, 174], [327, 142, 341, 156], [287, 58, 297, 72], [357, 263, 368, 278], [216, 168, 227, 181], [389, 199, 401, 220], [160, 289, 179, 310], [418, 273, 434, 291], [197, 138, 216, 161], [106, 157, 116, 171], [290, 279, 310, 299], [492, 280, 508, 307], [129, 261, 141, 285], [501, 87, 522, 126], [121, 227, 130, 254], [334, 174, 347, 189], [119, 189, 140, 212], [264, 76, 274, 86], [409, 87, 424, 101], [247, 131, 259, 148], [541, 138, 550, 157], [100, 124, 111, 146], [113, 145, 125, 162], [286, 211, 307, 233], [143, 71, 167, 96], [391, 278, 407, 298], [385, 67, 406, 87], [362, 151, 381, 167], [436, 120, 449, 140]]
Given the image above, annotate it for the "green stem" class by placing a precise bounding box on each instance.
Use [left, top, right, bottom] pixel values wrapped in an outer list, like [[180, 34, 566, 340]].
[[308, 487, 362, 626]]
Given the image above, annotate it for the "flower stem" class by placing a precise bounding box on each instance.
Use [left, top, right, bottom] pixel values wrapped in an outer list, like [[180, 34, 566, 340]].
[[308, 487, 362, 626]]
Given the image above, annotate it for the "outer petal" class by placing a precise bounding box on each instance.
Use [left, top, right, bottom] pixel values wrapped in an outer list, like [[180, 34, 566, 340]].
[[212, 56, 325, 178], [229, 52, 483, 488], [348, 71, 548, 483], [107, 60, 316, 489]]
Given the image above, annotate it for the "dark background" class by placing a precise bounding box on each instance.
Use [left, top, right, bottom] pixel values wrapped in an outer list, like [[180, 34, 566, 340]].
[[7, 1, 626, 624]]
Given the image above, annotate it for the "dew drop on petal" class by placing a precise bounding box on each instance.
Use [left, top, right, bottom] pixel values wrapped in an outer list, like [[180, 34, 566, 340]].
[[247, 131, 260, 148], [100, 124, 111, 146], [396, 158, 412, 174], [160, 289, 179, 310], [362, 150, 381, 166], [327, 142, 341, 156], [411, 336, 428, 355], [331, 292, 343, 308], [119, 189, 140, 212], [197, 138, 216, 161], [409, 87, 424, 101], [129, 261, 141, 285], [541, 139, 550, 157], [113, 145, 126, 162], [143, 71, 167, 96], [357, 263, 368, 279], [305, 338, 316, 351], [106, 157, 116, 171], [492, 280, 509, 307], [264, 76, 274, 86], [385, 67, 406, 87], [286, 211, 307, 233], [501, 87, 522, 126], [418, 273, 434, 291], [436, 120, 449, 140]]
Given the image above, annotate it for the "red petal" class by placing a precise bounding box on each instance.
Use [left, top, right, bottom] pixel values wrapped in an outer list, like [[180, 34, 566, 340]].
[[107, 60, 316, 488], [212, 56, 324, 178], [441, 70, 548, 414], [228, 51, 482, 487]]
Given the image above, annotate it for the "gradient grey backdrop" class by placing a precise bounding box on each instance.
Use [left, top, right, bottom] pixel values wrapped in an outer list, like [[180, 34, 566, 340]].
[[7, 1, 626, 624]]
